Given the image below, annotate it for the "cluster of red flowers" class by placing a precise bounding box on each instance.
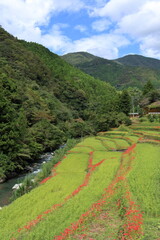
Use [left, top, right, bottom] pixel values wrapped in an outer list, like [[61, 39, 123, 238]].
[[138, 138, 160, 144], [11, 161, 63, 239], [53, 199, 107, 240], [65, 151, 105, 200], [12, 147, 107, 239], [53, 152, 108, 240], [123, 143, 136, 155], [40, 161, 62, 184], [106, 143, 143, 240], [53, 143, 144, 240], [119, 145, 143, 239], [121, 191, 143, 239], [12, 141, 144, 240], [39, 176, 53, 184]]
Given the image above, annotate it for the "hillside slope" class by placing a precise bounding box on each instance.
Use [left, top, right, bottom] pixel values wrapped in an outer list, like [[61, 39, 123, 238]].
[[116, 54, 160, 70], [62, 52, 160, 89], [0, 27, 123, 179], [61, 51, 96, 65], [0, 123, 159, 239]]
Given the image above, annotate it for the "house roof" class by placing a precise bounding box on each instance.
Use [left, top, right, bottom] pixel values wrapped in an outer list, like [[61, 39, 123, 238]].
[[148, 101, 160, 109]]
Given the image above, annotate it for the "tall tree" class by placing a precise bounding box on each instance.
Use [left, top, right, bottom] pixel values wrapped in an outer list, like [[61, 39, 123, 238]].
[[127, 87, 142, 113], [143, 80, 154, 95], [119, 90, 131, 115]]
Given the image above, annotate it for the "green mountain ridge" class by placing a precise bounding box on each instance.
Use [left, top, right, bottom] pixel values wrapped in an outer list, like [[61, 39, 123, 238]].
[[61, 51, 97, 65], [62, 52, 160, 89], [0, 27, 126, 179], [116, 54, 160, 70]]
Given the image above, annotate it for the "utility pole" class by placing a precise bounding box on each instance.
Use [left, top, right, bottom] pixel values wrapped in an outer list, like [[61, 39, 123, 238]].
[[132, 96, 135, 117]]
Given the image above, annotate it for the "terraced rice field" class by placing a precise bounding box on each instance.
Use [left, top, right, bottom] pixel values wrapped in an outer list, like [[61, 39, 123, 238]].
[[0, 123, 159, 240]]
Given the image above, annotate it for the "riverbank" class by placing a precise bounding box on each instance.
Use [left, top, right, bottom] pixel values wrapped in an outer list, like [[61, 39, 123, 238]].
[[0, 139, 79, 208], [0, 152, 53, 207]]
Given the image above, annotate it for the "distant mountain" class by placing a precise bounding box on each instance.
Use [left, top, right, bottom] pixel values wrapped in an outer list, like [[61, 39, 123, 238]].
[[61, 52, 96, 65], [62, 52, 160, 89], [116, 54, 160, 70]]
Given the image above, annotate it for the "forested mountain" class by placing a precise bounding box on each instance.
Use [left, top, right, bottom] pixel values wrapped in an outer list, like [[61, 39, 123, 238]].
[[0, 27, 128, 180], [61, 52, 96, 65], [116, 54, 160, 70], [62, 52, 160, 89]]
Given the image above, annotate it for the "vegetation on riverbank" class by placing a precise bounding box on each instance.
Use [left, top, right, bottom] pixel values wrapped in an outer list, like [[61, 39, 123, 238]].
[[11, 138, 79, 201]]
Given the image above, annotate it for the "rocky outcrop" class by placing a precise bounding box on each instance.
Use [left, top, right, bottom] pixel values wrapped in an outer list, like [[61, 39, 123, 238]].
[[0, 178, 6, 183]]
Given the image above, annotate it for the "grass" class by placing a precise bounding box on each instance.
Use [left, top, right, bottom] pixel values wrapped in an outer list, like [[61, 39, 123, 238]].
[[57, 153, 88, 173], [17, 153, 121, 240], [77, 137, 107, 151], [0, 121, 159, 240], [127, 143, 160, 239], [0, 136, 121, 240], [0, 151, 87, 239]]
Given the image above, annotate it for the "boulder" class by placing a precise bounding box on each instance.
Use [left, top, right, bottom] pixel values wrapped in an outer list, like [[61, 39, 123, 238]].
[[12, 183, 22, 190]]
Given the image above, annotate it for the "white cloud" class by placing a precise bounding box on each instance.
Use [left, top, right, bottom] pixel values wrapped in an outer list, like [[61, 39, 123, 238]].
[[0, 0, 53, 30], [89, 0, 160, 58], [1, 0, 160, 59], [140, 36, 160, 59], [51, 0, 85, 12], [0, 0, 84, 43], [75, 25, 87, 33], [92, 19, 111, 32], [0, 0, 86, 55], [117, 1, 160, 58], [118, 1, 160, 37], [90, 0, 148, 21], [63, 34, 130, 59]]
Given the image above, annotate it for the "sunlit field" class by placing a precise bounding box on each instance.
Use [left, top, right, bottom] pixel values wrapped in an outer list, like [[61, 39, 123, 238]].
[[0, 122, 159, 240]]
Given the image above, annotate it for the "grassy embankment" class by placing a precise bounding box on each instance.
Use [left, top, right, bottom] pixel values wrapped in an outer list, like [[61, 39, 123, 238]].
[[0, 122, 159, 240]]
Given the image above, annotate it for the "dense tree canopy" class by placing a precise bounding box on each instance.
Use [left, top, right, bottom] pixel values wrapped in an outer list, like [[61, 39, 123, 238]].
[[119, 90, 131, 115], [0, 27, 130, 179], [143, 80, 154, 95]]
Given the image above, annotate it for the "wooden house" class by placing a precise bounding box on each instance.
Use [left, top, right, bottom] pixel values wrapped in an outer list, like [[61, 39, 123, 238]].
[[145, 101, 160, 115]]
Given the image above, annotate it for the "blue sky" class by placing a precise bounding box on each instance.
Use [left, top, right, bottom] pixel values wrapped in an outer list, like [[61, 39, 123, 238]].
[[1, 0, 160, 59]]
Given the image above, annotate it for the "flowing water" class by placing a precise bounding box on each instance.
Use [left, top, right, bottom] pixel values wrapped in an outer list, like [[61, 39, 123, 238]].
[[0, 153, 53, 207]]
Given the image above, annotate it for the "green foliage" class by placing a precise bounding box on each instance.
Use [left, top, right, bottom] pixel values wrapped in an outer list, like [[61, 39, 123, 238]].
[[147, 114, 160, 123], [61, 51, 96, 65], [0, 73, 28, 175], [117, 54, 160, 70], [147, 90, 160, 103], [143, 80, 154, 95], [62, 52, 160, 89], [29, 119, 66, 151], [119, 90, 131, 115], [148, 114, 155, 122], [127, 87, 142, 113], [0, 27, 124, 178], [92, 112, 131, 132]]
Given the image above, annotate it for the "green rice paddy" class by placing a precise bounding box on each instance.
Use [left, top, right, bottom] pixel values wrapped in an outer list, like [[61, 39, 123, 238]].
[[0, 122, 159, 240]]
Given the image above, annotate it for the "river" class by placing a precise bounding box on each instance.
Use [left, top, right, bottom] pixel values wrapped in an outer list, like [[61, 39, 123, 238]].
[[0, 152, 53, 207]]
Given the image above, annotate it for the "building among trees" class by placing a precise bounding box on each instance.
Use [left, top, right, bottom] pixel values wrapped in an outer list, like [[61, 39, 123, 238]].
[[144, 101, 160, 114]]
